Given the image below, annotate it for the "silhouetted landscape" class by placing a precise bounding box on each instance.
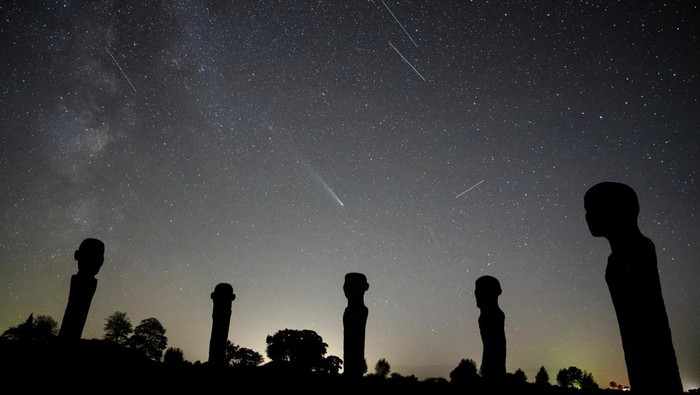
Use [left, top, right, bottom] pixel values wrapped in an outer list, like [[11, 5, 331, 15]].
[[0, 337, 624, 394], [2, 312, 697, 394], [2, 185, 696, 395]]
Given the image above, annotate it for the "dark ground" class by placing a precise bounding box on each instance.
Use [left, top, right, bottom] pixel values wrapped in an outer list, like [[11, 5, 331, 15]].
[[0, 339, 674, 394]]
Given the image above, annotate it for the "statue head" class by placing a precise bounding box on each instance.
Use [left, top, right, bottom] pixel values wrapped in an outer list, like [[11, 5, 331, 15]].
[[344, 272, 369, 300], [475, 275, 501, 308], [211, 282, 236, 302], [584, 182, 640, 238], [74, 238, 105, 277]]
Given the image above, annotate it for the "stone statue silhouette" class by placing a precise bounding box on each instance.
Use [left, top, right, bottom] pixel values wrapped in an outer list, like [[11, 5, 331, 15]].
[[59, 238, 105, 343], [343, 272, 369, 380], [584, 181, 683, 394], [475, 275, 506, 382], [208, 282, 235, 368]]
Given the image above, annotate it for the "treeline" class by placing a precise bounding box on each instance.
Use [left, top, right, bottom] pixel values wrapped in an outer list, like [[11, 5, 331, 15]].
[[0, 311, 650, 394]]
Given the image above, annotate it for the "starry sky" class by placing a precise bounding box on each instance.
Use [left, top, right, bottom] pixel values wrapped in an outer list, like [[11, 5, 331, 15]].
[[1, 0, 698, 390]]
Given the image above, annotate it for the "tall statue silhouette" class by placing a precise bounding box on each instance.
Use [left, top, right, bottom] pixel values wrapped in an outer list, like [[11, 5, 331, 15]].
[[343, 272, 369, 380], [584, 181, 683, 394], [208, 282, 235, 368], [59, 238, 105, 343], [475, 275, 506, 382]]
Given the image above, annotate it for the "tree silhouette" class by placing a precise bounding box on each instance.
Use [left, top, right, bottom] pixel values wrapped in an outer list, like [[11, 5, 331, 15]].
[[556, 366, 598, 390], [374, 358, 391, 378], [580, 369, 599, 391], [0, 315, 34, 342], [317, 354, 342, 375], [103, 311, 133, 345], [449, 358, 480, 388], [224, 340, 264, 367], [609, 381, 625, 390], [512, 368, 528, 383], [535, 366, 550, 386], [129, 317, 167, 361], [265, 328, 336, 373], [1, 314, 58, 344], [556, 366, 577, 389], [163, 347, 186, 366]]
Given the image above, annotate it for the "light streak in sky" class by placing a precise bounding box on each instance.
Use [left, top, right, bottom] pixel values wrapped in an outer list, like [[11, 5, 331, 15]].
[[312, 171, 344, 207], [426, 225, 443, 250], [542, 235, 561, 252], [106, 48, 137, 93], [387, 41, 426, 82], [381, 0, 418, 48], [301, 160, 345, 207], [280, 140, 345, 208], [325, 183, 345, 207], [455, 179, 485, 198]]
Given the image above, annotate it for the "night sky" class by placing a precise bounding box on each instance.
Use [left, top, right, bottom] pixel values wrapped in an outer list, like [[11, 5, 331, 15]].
[[1, 1, 698, 390]]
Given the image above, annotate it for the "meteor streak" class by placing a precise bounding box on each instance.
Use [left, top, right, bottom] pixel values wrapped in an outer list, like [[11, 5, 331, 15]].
[[106, 48, 137, 93], [456, 179, 485, 198], [387, 41, 426, 82], [381, 0, 418, 47]]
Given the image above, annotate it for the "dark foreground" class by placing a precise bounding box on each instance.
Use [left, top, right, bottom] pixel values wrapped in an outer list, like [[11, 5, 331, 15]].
[[0, 339, 662, 394]]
